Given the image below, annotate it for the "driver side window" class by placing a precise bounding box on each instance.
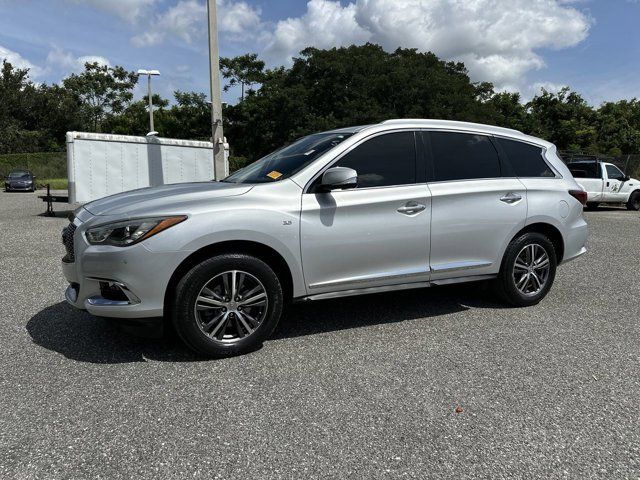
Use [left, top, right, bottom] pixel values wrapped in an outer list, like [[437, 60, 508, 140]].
[[606, 164, 624, 181], [334, 132, 417, 188]]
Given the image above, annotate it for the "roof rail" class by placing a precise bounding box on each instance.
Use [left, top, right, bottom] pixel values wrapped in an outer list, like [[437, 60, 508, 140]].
[[380, 119, 523, 136]]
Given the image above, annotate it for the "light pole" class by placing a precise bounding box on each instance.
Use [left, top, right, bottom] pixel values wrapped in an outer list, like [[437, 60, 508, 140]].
[[137, 69, 161, 136], [207, 0, 226, 179]]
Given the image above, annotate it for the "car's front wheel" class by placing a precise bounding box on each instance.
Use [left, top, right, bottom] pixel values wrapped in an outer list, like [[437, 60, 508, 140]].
[[171, 253, 284, 358], [626, 191, 640, 211], [494, 232, 557, 307]]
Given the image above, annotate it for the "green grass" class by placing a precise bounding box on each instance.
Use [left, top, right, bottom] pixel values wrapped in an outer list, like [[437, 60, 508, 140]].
[[0, 152, 67, 180], [37, 178, 68, 190]]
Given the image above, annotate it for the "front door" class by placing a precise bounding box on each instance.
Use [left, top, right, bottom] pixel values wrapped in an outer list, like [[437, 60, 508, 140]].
[[300, 131, 431, 294], [604, 164, 626, 202]]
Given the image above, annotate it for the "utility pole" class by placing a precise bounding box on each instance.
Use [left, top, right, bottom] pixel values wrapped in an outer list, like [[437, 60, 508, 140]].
[[207, 0, 227, 179], [137, 69, 160, 136]]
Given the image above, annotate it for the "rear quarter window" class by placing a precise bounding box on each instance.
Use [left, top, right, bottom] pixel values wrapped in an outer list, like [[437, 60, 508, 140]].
[[497, 138, 555, 178]]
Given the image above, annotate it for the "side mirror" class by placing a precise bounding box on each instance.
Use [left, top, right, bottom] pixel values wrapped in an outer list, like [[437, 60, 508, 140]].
[[623, 175, 630, 182], [317, 167, 358, 192]]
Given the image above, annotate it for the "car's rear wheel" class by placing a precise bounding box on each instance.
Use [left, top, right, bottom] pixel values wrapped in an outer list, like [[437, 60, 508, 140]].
[[171, 253, 284, 358], [494, 232, 557, 307], [585, 202, 599, 210], [626, 191, 640, 211]]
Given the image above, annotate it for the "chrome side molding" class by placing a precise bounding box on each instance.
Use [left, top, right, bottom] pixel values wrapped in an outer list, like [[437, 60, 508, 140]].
[[301, 274, 497, 301]]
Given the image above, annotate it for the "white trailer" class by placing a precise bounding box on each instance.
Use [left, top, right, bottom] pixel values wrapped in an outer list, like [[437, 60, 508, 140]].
[[65, 132, 227, 204]]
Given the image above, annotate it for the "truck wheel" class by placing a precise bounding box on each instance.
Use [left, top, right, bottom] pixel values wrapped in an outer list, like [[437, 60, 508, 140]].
[[585, 202, 599, 210], [171, 253, 284, 358], [494, 232, 557, 307], [626, 191, 640, 211]]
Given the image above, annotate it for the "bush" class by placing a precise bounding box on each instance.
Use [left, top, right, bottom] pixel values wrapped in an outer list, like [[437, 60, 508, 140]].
[[0, 152, 66, 179]]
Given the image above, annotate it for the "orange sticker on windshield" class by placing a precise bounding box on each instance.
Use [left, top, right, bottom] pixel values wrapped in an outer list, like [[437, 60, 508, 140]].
[[267, 170, 282, 180]]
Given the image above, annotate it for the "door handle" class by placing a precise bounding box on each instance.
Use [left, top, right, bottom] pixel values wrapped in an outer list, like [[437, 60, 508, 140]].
[[500, 192, 523, 204], [397, 202, 426, 215]]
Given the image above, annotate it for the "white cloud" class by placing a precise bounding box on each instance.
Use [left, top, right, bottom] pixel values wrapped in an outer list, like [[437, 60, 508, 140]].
[[0, 45, 43, 77], [67, 0, 158, 23], [46, 47, 110, 74], [265, 0, 370, 62], [262, 0, 591, 89], [131, 0, 261, 47]]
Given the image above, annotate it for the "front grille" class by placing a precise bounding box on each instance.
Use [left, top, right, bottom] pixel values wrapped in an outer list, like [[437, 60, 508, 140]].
[[62, 223, 77, 263]]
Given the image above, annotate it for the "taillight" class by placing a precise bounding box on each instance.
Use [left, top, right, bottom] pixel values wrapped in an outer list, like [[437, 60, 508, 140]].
[[569, 189, 588, 205]]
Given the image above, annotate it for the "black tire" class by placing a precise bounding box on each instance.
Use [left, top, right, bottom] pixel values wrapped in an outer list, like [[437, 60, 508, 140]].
[[494, 232, 557, 307], [171, 253, 284, 358], [626, 191, 640, 211], [585, 202, 599, 210]]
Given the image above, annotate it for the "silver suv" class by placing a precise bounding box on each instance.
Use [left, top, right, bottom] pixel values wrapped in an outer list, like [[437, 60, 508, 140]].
[[62, 119, 588, 357]]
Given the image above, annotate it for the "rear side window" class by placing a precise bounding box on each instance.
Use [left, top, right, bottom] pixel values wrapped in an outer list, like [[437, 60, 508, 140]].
[[497, 138, 555, 177], [568, 162, 600, 179], [429, 132, 500, 182], [334, 132, 417, 188]]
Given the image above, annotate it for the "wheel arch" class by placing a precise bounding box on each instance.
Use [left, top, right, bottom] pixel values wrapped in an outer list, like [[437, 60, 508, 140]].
[[511, 222, 565, 263], [164, 240, 295, 313]]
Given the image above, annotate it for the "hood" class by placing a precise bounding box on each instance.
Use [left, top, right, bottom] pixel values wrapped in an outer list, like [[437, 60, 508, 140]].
[[83, 181, 252, 216]]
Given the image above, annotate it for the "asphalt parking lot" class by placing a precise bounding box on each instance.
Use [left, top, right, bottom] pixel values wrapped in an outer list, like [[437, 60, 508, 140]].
[[0, 190, 638, 479]]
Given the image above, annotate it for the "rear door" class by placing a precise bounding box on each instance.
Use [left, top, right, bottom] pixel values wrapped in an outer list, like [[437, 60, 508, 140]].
[[424, 131, 527, 280], [300, 131, 431, 294]]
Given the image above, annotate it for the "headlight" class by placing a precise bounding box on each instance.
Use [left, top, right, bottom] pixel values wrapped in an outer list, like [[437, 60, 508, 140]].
[[85, 216, 187, 246]]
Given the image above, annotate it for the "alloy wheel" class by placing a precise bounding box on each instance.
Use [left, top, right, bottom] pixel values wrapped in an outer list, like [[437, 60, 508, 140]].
[[194, 270, 268, 343], [512, 244, 550, 296]]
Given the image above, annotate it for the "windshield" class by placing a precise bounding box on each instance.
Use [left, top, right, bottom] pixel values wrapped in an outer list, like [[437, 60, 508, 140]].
[[224, 132, 353, 184], [8, 171, 30, 179]]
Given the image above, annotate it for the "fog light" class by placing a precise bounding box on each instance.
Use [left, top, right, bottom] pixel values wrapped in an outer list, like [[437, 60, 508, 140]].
[[98, 281, 140, 304]]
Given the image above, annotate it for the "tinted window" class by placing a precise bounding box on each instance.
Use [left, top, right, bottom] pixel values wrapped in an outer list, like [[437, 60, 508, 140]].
[[429, 132, 500, 181], [334, 132, 416, 188], [568, 162, 600, 179], [606, 164, 624, 180], [498, 138, 554, 177]]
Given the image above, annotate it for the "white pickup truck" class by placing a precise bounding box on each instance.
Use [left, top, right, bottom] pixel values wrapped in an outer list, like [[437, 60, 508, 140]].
[[567, 161, 640, 210]]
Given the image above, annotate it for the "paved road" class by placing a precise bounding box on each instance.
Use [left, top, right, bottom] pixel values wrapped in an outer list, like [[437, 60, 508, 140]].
[[0, 191, 638, 479]]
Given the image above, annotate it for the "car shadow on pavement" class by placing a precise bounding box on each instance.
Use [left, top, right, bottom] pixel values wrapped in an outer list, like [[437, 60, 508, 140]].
[[274, 283, 506, 339], [27, 283, 505, 364], [26, 302, 199, 364]]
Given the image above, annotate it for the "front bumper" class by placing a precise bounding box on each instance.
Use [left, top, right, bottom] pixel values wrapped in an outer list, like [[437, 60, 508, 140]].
[[62, 219, 191, 319], [6, 183, 33, 191]]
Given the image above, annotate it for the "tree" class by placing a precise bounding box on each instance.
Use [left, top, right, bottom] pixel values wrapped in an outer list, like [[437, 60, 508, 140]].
[[103, 94, 169, 137], [595, 100, 640, 155], [0, 60, 81, 153], [526, 87, 597, 153], [63, 62, 138, 132], [224, 45, 498, 161], [220, 53, 265, 101]]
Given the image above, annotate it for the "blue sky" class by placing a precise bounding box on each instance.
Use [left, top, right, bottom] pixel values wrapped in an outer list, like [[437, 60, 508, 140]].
[[0, 0, 638, 105]]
